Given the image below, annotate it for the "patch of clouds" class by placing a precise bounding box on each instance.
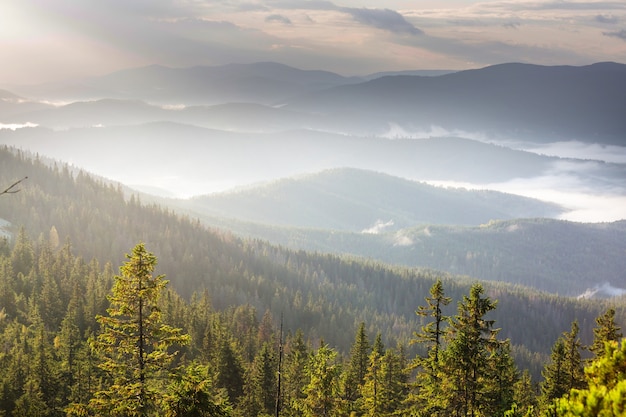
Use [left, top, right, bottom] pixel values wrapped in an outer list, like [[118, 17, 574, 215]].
[[424, 155, 626, 223], [265, 14, 292, 24], [340, 8, 424, 35], [502, 21, 522, 29], [596, 14, 620, 24], [0, 122, 38, 130], [517, 141, 626, 164], [362, 219, 394, 234], [578, 282, 626, 299], [392, 231, 414, 247], [381, 123, 489, 141], [603, 29, 626, 40]]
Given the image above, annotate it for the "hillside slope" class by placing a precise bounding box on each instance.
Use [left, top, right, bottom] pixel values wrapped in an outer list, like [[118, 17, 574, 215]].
[[1, 146, 623, 361], [186, 168, 562, 230]]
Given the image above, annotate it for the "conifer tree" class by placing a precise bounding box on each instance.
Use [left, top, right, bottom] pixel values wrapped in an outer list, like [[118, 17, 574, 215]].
[[362, 347, 407, 417], [439, 283, 499, 417], [282, 329, 309, 417], [555, 339, 626, 416], [343, 322, 370, 406], [407, 279, 451, 416], [540, 339, 568, 409], [215, 336, 245, 404], [87, 243, 190, 416], [511, 370, 537, 417], [589, 308, 622, 359], [563, 321, 586, 393], [484, 339, 519, 416], [297, 341, 342, 417], [252, 341, 278, 416], [164, 363, 231, 417], [414, 279, 451, 368]]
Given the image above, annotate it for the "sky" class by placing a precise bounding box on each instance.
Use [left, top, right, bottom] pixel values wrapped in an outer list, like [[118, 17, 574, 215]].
[[2, 0, 626, 85]]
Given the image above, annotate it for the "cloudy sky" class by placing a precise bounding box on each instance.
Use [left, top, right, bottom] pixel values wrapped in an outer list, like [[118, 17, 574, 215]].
[[2, 0, 626, 85]]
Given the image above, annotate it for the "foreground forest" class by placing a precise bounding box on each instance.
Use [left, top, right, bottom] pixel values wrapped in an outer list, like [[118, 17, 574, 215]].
[[1, 146, 626, 415], [0, 238, 624, 416]]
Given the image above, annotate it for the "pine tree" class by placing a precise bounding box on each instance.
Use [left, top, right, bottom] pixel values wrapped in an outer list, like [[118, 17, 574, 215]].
[[214, 336, 245, 404], [282, 329, 309, 417], [164, 363, 231, 417], [589, 308, 623, 359], [297, 341, 342, 417], [88, 243, 190, 416], [439, 283, 499, 417], [563, 321, 586, 393], [362, 347, 407, 417], [253, 341, 278, 416], [540, 339, 568, 408], [539, 321, 585, 415], [555, 339, 626, 416], [414, 279, 451, 369], [511, 370, 537, 417], [343, 322, 370, 407], [484, 339, 519, 416], [407, 279, 451, 416]]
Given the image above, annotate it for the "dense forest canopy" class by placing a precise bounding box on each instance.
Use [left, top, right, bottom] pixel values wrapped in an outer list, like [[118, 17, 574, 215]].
[[1, 145, 625, 416]]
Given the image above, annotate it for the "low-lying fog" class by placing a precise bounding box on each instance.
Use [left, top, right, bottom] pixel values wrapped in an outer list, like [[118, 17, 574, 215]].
[[1, 123, 624, 223]]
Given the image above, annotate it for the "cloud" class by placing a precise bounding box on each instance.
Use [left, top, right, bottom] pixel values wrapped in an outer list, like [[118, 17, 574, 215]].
[[393, 231, 414, 247], [340, 8, 424, 35], [362, 219, 394, 234], [265, 14, 292, 24], [596, 14, 619, 24], [603, 29, 626, 40]]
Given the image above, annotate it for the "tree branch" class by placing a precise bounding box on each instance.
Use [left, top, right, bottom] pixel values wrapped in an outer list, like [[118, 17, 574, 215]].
[[0, 177, 28, 196]]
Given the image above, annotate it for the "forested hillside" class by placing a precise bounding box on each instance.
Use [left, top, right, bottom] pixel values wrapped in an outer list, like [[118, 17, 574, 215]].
[[185, 168, 561, 230], [1, 146, 623, 352], [197, 214, 626, 297], [1, 146, 626, 416]]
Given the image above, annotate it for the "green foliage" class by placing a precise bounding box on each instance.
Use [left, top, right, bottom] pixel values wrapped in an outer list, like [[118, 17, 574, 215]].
[[297, 342, 343, 417], [589, 308, 622, 359], [554, 339, 626, 416], [3, 149, 626, 416], [164, 363, 231, 417], [88, 243, 190, 416]]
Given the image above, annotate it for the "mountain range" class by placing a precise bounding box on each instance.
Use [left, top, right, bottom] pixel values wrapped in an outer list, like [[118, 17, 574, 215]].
[[1, 60, 625, 299], [5, 61, 626, 144], [183, 168, 561, 230]]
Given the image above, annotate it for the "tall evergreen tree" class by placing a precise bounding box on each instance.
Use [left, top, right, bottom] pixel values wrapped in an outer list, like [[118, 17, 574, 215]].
[[589, 308, 623, 359], [484, 339, 519, 416], [343, 322, 371, 407], [539, 321, 585, 414], [407, 279, 451, 416], [439, 283, 499, 417], [555, 339, 626, 416], [362, 347, 407, 417], [87, 243, 190, 416], [297, 342, 343, 417], [282, 329, 309, 417], [414, 279, 451, 368]]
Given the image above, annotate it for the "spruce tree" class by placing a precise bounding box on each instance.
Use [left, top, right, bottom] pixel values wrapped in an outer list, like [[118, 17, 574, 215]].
[[440, 283, 499, 417], [88, 243, 190, 416], [298, 341, 342, 417], [343, 322, 371, 406], [555, 339, 626, 416], [589, 308, 623, 359]]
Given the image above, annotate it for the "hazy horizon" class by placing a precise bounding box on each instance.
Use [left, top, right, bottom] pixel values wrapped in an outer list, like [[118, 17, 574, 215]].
[[2, 1, 625, 86]]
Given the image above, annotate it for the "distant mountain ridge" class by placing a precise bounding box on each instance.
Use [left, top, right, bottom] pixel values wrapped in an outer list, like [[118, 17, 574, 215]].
[[284, 61, 626, 144], [6, 61, 626, 145], [12, 61, 362, 105], [185, 168, 562, 230]]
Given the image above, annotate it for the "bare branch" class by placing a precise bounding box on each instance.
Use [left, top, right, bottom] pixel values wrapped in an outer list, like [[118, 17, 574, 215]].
[[0, 177, 28, 196]]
